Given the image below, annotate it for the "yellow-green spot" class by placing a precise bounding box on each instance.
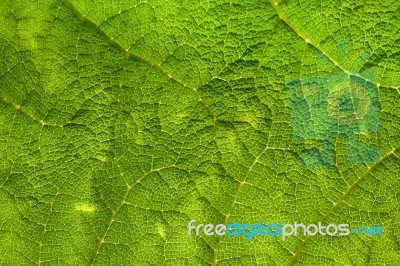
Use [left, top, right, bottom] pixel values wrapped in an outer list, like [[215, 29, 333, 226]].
[[157, 224, 166, 239], [244, 115, 258, 129], [94, 155, 108, 163], [75, 203, 96, 213], [173, 112, 188, 124]]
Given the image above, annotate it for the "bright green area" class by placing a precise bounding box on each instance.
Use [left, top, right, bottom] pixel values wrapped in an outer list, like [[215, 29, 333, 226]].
[[0, 0, 399, 265]]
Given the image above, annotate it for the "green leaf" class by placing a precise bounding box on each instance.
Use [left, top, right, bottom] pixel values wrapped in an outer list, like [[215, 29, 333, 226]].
[[1, 0, 399, 265]]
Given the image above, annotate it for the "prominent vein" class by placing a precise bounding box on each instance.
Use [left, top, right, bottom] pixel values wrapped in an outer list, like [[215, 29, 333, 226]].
[[0, 95, 63, 127], [264, 2, 400, 264], [37, 185, 64, 265], [289, 144, 400, 265], [212, 145, 287, 265], [89, 166, 175, 265], [62, 0, 216, 124], [267, 0, 378, 87]]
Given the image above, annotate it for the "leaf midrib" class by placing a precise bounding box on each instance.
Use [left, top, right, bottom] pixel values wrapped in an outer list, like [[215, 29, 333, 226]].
[[62, 0, 217, 125], [212, 1, 399, 265], [59, 1, 400, 265], [267, 0, 380, 87], [288, 144, 400, 265]]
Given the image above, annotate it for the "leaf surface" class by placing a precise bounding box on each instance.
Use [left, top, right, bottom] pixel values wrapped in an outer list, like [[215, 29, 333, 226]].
[[0, 0, 399, 265]]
